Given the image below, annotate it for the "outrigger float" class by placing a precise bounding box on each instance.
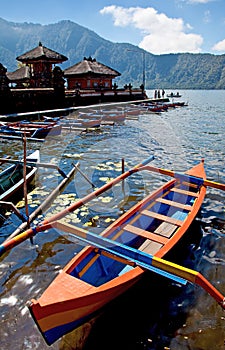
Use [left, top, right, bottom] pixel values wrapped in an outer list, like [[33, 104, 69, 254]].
[[0, 156, 224, 345]]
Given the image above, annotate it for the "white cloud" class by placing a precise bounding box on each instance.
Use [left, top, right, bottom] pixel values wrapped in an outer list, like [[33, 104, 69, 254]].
[[100, 5, 135, 27], [212, 39, 225, 52], [100, 6, 203, 54], [139, 32, 202, 54], [186, 0, 214, 3]]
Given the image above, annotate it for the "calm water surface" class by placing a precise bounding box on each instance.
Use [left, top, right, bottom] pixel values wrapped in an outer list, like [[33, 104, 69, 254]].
[[0, 90, 224, 349]]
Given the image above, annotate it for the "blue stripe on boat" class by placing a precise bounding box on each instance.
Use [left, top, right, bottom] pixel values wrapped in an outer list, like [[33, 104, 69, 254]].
[[43, 309, 100, 345]]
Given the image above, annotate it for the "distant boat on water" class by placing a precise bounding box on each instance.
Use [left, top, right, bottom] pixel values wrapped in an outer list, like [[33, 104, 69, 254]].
[[167, 92, 182, 98]]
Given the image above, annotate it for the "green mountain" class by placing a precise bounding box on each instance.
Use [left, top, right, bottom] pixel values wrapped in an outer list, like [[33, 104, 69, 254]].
[[1, 17, 225, 89]]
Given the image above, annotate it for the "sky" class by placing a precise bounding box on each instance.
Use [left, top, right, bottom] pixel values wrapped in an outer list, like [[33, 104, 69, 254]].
[[1, 0, 225, 55]]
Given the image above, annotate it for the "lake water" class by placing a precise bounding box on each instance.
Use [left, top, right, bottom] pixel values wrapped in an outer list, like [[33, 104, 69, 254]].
[[0, 90, 224, 350]]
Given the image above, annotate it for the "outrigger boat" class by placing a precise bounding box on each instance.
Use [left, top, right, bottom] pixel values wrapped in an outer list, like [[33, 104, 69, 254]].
[[10, 157, 223, 345]]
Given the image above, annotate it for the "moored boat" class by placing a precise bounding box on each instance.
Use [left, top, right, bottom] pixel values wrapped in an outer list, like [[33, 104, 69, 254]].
[[61, 118, 101, 129], [139, 102, 167, 113], [78, 111, 126, 122], [27, 159, 225, 345], [0, 150, 39, 202], [174, 101, 187, 107], [100, 113, 126, 122], [0, 121, 62, 138], [158, 101, 187, 108]]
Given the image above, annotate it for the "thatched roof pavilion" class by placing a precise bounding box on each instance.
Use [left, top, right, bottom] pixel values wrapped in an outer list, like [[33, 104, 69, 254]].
[[64, 56, 120, 90], [17, 42, 68, 64], [15, 42, 68, 88]]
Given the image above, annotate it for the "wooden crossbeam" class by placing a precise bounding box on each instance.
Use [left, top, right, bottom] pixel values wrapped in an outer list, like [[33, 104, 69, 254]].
[[141, 210, 183, 226], [156, 198, 192, 211], [124, 224, 169, 245], [171, 188, 198, 197], [181, 181, 198, 189]]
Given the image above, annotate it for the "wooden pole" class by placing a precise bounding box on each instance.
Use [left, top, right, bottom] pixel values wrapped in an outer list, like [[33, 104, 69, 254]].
[[22, 135, 33, 244], [122, 158, 125, 194], [23, 135, 30, 229], [72, 162, 95, 188], [143, 164, 225, 192]]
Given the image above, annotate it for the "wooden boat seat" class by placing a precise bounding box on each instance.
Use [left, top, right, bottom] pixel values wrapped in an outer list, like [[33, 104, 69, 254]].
[[154, 221, 177, 238], [154, 210, 188, 238], [156, 198, 192, 211], [139, 239, 163, 255], [141, 210, 183, 226], [171, 188, 198, 197], [124, 224, 169, 245], [138, 209, 188, 254]]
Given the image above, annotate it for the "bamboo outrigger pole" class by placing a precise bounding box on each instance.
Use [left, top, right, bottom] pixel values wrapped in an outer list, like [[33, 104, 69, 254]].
[[72, 162, 96, 188], [142, 163, 225, 191], [0, 201, 26, 222]]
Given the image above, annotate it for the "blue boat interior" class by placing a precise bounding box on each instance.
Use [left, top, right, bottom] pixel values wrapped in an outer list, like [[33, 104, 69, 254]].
[[69, 179, 201, 287]]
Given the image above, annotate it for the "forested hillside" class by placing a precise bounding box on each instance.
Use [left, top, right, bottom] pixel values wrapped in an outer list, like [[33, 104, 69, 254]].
[[1, 17, 225, 89]]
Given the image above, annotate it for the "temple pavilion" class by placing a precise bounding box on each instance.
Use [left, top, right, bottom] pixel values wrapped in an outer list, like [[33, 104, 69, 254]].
[[64, 56, 121, 90], [9, 42, 68, 88]]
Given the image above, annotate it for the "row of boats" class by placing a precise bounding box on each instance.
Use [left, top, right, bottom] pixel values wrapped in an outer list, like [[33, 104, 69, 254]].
[[139, 100, 187, 112], [0, 100, 187, 141], [76, 100, 187, 118], [0, 110, 130, 140]]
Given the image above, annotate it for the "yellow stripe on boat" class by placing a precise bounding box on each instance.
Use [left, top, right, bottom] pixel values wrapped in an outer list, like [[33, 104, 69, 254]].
[[152, 256, 198, 283]]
